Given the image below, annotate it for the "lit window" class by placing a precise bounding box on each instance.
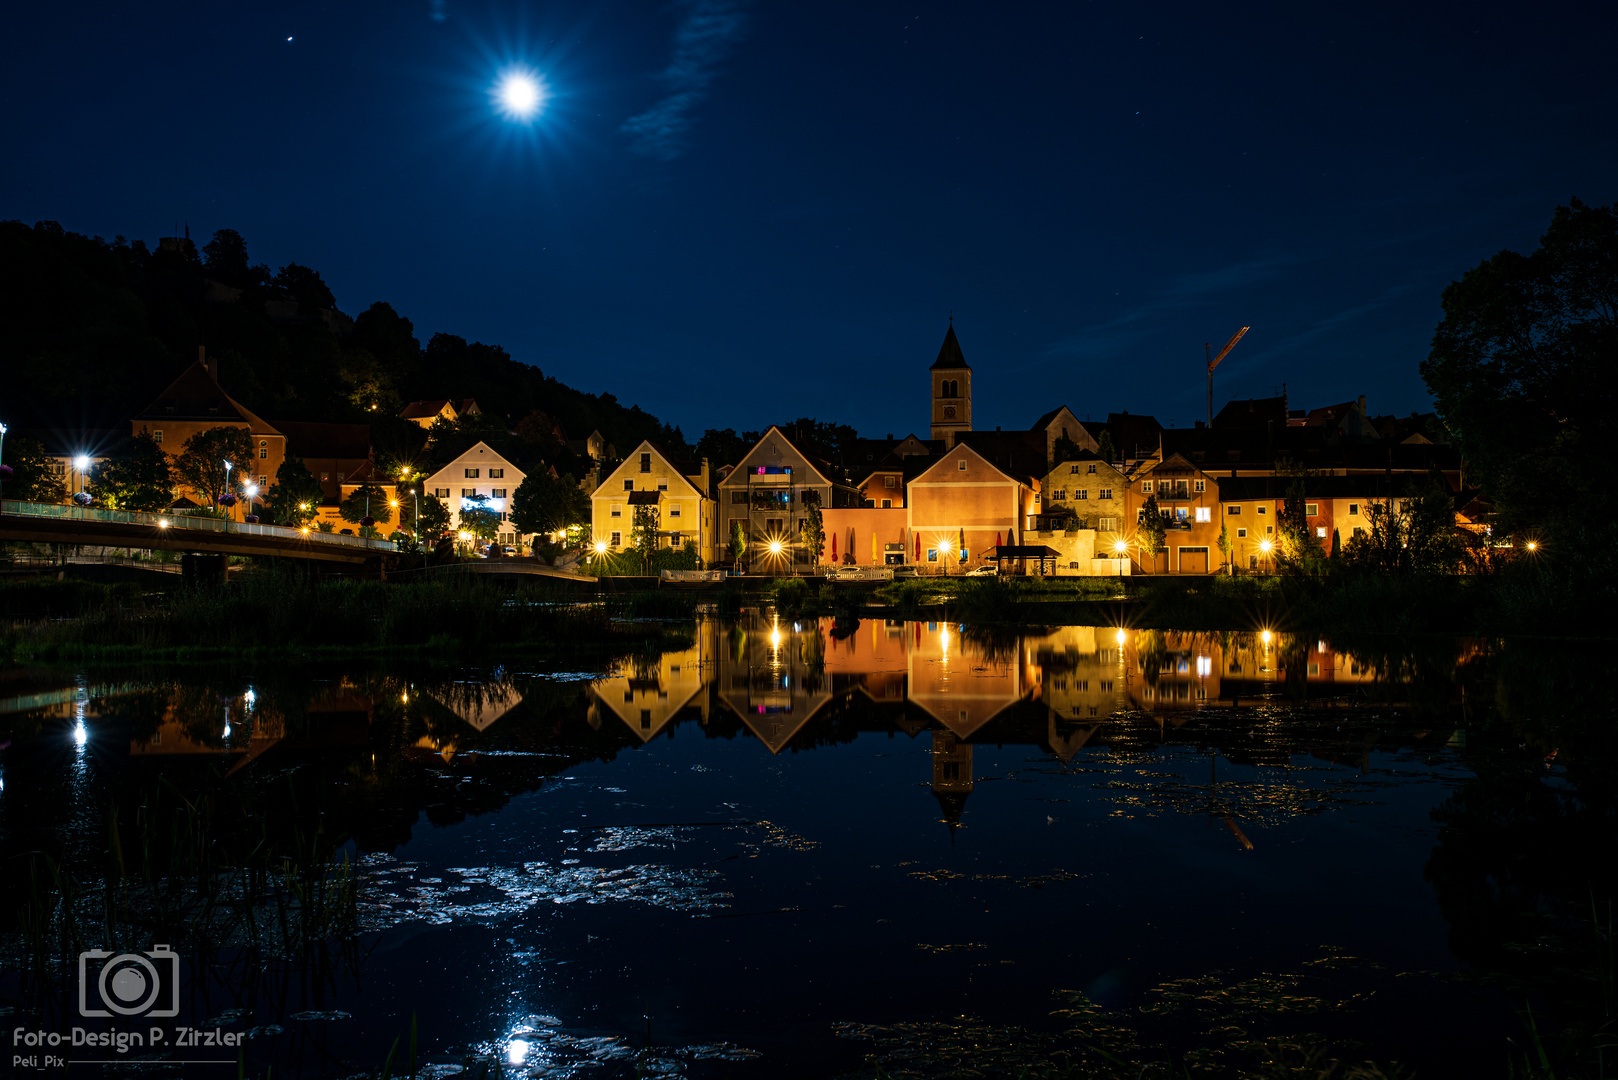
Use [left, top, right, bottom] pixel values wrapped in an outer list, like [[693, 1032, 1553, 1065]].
[[1195, 507, 1211, 522], [1316, 526, 1327, 538], [153, 430, 163, 443]]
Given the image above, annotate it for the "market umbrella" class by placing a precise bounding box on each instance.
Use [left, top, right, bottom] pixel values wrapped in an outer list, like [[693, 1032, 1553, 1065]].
[[958, 527, 966, 562], [872, 531, 878, 564], [914, 533, 921, 562], [848, 526, 856, 564], [830, 532, 837, 563]]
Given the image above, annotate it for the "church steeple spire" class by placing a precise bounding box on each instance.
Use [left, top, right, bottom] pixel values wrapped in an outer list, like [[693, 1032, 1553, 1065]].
[[929, 321, 972, 446]]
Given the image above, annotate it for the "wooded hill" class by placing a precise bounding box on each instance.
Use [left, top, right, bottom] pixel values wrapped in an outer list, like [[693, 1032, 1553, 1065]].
[[0, 220, 685, 460]]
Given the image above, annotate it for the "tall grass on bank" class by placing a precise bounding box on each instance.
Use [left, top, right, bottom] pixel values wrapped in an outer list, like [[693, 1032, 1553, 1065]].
[[0, 573, 679, 660]]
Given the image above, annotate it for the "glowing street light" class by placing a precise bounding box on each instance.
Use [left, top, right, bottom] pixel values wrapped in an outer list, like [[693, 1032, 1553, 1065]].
[[594, 540, 609, 554], [494, 70, 546, 121], [1525, 540, 1538, 552]]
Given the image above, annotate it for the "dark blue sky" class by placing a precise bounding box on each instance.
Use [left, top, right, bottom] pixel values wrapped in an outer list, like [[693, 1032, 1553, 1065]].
[[4, 1, 1614, 438]]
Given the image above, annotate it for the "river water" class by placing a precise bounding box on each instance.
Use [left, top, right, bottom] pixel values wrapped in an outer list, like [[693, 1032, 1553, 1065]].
[[1, 616, 1612, 1078]]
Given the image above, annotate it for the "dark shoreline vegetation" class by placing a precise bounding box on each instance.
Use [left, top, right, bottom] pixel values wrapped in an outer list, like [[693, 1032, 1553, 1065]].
[[0, 574, 695, 662]]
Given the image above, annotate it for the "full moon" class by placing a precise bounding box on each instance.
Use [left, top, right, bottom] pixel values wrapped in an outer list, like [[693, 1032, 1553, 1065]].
[[495, 72, 544, 120]]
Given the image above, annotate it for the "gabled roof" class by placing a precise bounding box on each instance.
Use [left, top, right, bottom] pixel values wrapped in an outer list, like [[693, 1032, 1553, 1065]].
[[1031, 405, 1082, 432], [721, 426, 832, 488], [399, 399, 454, 420], [133, 360, 281, 435], [914, 439, 1037, 488], [954, 429, 1047, 482], [273, 421, 371, 460], [930, 322, 970, 370], [595, 440, 706, 500], [1212, 395, 1288, 431]]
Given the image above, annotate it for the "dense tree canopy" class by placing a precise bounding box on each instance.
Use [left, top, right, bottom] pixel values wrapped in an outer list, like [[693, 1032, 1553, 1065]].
[[0, 220, 694, 461], [1422, 198, 1618, 533], [87, 432, 172, 512]]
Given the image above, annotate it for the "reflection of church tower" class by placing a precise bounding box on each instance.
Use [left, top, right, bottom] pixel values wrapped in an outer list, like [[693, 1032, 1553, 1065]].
[[930, 729, 974, 829], [930, 321, 973, 447]]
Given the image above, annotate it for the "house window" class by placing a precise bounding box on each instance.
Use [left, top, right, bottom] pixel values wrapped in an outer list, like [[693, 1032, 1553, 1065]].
[[623, 479, 634, 492], [669, 532, 682, 547], [1098, 488, 1113, 500], [731, 490, 748, 503], [1353, 526, 1366, 537], [1142, 481, 1154, 493], [1228, 505, 1242, 515], [153, 430, 163, 443], [1316, 526, 1327, 538], [1087, 464, 1097, 474], [489, 468, 503, 479], [434, 487, 449, 498], [1266, 525, 1274, 534], [640, 453, 651, 473], [1098, 516, 1117, 531], [462, 488, 476, 497], [1238, 528, 1248, 538], [1257, 505, 1267, 515], [881, 499, 892, 508], [610, 506, 622, 518], [336, 472, 345, 481], [1194, 480, 1205, 492], [1076, 489, 1087, 500], [884, 476, 896, 488], [610, 531, 621, 547], [658, 482, 668, 492], [322, 473, 330, 482], [491, 488, 506, 498], [1070, 464, 1080, 474], [465, 468, 479, 478], [1305, 503, 1319, 517], [669, 506, 681, 517], [1348, 503, 1360, 515], [958, 459, 967, 470], [1195, 507, 1211, 522], [258, 441, 268, 460], [258, 475, 267, 488]]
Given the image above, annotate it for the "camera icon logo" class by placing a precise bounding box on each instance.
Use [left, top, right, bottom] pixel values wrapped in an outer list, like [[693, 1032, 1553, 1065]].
[[78, 945, 181, 1018]]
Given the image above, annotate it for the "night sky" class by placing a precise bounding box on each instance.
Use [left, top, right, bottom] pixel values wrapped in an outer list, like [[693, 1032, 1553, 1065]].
[[5, 2, 1615, 438]]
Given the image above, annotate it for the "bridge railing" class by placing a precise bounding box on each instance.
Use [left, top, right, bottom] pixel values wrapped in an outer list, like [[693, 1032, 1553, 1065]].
[[0, 500, 398, 552]]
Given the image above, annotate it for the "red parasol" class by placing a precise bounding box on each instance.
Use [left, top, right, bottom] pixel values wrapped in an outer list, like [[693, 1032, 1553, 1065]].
[[830, 532, 837, 563]]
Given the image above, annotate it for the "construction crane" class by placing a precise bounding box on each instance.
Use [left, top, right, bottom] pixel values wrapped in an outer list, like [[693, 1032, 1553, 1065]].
[[1206, 326, 1251, 426]]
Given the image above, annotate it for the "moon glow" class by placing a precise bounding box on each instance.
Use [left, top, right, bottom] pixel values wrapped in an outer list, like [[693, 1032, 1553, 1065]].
[[494, 71, 545, 120]]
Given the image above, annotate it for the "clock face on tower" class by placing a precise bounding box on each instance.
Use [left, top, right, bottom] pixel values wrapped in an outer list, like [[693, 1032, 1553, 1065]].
[[943, 405, 957, 420]]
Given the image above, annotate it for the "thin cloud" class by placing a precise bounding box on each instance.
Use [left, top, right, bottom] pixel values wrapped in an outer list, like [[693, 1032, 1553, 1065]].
[[1040, 255, 1296, 364], [622, 0, 750, 162]]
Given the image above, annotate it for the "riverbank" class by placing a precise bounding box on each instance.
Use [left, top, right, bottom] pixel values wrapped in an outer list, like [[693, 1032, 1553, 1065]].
[[0, 574, 692, 662]]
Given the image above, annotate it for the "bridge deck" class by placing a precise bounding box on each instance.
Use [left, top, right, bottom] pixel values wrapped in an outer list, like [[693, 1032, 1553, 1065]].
[[1, 501, 393, 564]]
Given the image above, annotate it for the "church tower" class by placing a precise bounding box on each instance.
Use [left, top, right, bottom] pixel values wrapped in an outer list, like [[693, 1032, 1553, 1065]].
[[929, 320, 972, 447]]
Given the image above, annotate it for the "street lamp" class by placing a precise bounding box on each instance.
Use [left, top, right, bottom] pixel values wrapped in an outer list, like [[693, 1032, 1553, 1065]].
[[223, 460, 234, 524], [0, 421, 9, 505], [244, 483, 258, 521]]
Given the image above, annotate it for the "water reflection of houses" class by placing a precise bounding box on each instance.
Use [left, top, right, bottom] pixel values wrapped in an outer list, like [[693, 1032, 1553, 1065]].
[[715, 615, 834, 752], [587, 621, 718, 742], [127, 682, 374, 771]]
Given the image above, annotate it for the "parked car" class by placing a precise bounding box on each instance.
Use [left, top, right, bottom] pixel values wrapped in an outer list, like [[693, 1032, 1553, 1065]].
[[964, 564, 999, 577], [892, 565, 919, 578], [502, 545, 517, 556]]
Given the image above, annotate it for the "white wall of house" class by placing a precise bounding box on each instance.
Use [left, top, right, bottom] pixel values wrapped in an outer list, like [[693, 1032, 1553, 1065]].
[[422, 441, 529, 547]]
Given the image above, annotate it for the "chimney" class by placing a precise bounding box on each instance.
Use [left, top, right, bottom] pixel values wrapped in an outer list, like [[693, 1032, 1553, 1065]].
[[1358, 394, 1367, 414], [198, 346, 218, 381]]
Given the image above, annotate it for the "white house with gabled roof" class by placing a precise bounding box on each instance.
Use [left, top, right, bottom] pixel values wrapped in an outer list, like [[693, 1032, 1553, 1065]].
[[421, 441, 528, 550]]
